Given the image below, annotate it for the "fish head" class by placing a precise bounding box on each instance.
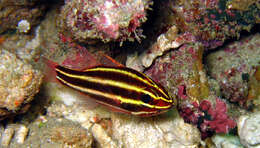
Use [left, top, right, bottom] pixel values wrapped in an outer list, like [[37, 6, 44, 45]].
[[129, 85, 175, 117]]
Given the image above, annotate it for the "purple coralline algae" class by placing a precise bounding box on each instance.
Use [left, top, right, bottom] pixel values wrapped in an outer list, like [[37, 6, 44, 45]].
[[144, 43, 239, 138], [206, 33, 260, 107], [58, 0, 152, 43], [145, 43, 209, 101], [169, 0, 260, 49], [127, 0, 260, 71]]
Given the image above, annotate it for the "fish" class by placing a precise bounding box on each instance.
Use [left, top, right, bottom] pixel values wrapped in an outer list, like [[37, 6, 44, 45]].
[[45, 57, 175, 117]]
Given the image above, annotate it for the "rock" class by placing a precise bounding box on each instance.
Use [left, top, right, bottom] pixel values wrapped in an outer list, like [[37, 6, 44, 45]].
[[58, 0, 152, 43], [0, 49, 43, 120], [206, 34, 260, 106], [0, 124, 29, 147], [211, 134, 243, 148], [18, 116, 93, 148], [91, 124, 118, 148], [0, 0, 46, 33], [238, 112, 260, 147], [111, 109, 201, 148], [46, 93, 111, 130], [0, 125, 15, 147]]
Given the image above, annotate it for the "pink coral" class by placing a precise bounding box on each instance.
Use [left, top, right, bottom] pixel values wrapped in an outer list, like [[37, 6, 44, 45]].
[[206, 98, 237, 133], [179, 98, 236, 139]]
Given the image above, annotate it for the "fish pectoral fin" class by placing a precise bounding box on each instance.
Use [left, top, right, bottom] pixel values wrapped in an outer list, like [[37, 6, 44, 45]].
[[96, 100, 131, 115]]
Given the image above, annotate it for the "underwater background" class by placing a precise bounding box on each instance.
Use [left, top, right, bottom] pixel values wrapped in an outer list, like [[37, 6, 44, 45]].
[[0, 0, 259, 147]]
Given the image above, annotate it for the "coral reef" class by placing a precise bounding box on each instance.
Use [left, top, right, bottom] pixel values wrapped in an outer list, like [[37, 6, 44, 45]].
[[38, 6, 111, 67], [169, 0, 260, 49], [0, 49, 43, 120], [140, 43, 237, 138], [0, 26, 42, 62], [0, 0, 260, 147], [144, 43, 209, 102], [206, 33, 260, 106], [127, 0, 260, 70], [250, 66, 260, 111], [58, 0, 152, 43], [125, 1, 260, 140]]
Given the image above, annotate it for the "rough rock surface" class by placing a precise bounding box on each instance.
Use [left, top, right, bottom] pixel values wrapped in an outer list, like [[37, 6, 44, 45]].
[[206, 34, 260, 106], [0, 0, 46, 33], [58, 0, 152, 43], [2, 117, 94, 148], [0, 49, 43, 120], [111, 110, 201, 148], [211, 134, 243, 148]]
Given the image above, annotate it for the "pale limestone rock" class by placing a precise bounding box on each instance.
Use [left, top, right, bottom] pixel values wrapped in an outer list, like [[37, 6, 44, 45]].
[[15, 125, 29, 144], [91, 124, 118, 148], [47, 91, 111, 130], [238, 112, 260, 148], [126, 25, 182, 71], [111, 109, 201, 148], [1, 125, 15, 147], [211, 134, 243, 148]]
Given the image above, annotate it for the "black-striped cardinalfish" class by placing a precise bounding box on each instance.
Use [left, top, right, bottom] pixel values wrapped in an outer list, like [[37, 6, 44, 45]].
[[44, 56, 175, 117]]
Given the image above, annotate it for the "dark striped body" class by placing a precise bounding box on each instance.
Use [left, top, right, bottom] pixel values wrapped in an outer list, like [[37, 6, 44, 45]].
[[55, 65, 174, 117]]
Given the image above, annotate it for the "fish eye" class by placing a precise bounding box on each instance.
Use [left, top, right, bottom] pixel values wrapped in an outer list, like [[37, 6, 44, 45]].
[[141, 94, 152, 103]]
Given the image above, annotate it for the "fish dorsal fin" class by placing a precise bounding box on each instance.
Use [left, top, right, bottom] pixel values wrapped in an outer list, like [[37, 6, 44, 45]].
[[96, 51, 124, 67]]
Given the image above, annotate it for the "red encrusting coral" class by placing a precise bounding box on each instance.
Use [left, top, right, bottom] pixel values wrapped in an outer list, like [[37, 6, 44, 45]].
[[203, 98, 236, 133], [179, 98, 236, 139]]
